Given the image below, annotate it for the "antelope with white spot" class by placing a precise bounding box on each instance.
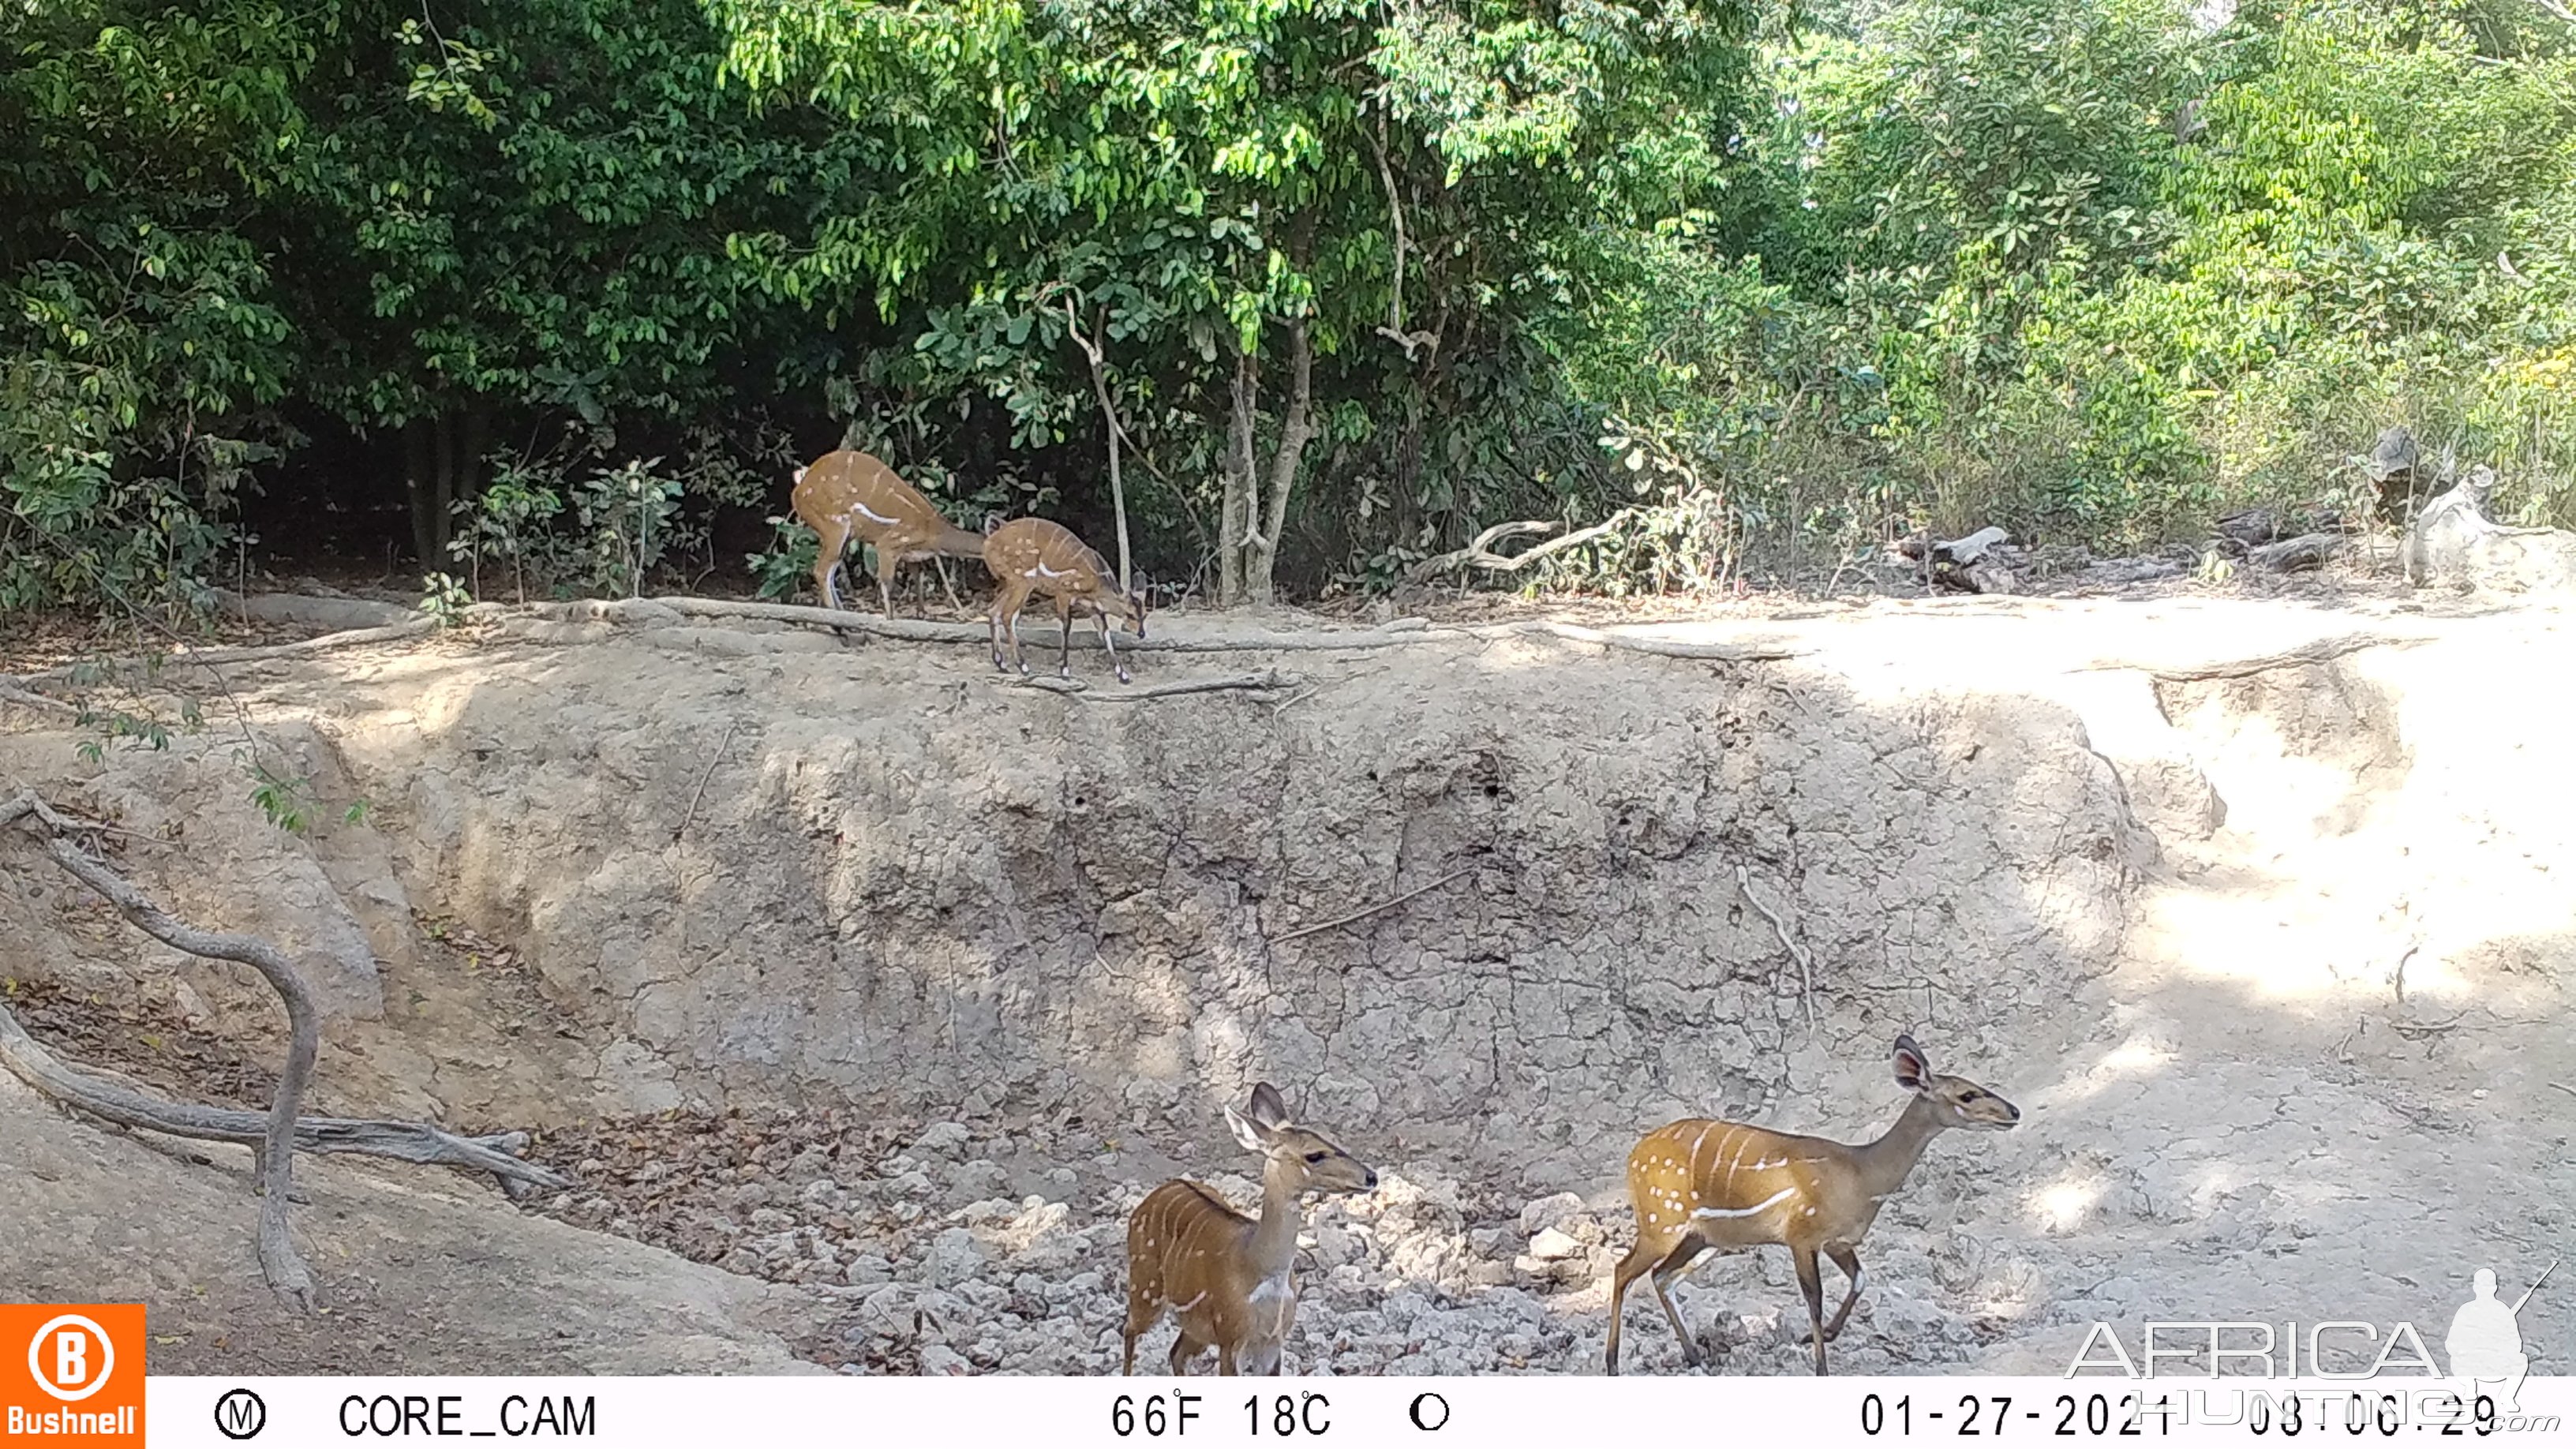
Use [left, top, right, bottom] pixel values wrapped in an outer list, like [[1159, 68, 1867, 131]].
[[1121, 1082, 1376, 1376], [1604, 1033, 2020, 1376], [789, 449, 987, 616], [983, 516, 1148, 683]]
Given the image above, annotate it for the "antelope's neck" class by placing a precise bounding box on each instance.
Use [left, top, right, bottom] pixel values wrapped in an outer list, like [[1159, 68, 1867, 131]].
[[1247, 1157, 1305, 1281], [1853, 1095, 1947, 1199]]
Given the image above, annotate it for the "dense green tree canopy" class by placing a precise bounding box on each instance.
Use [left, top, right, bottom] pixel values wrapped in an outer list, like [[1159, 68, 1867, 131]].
[[2, 0, 2572, 615]]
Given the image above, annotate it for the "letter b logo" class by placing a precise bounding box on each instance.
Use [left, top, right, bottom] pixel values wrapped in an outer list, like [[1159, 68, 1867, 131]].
[[29, 1316, 112, 1401]]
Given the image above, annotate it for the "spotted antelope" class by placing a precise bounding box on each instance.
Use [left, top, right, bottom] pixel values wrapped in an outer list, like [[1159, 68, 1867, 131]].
[[789, 449, 987, 616], [983, 516, 1148, 683], [1121, 1082, 1376, 1376], [1604, 1033, 2020, 1375]]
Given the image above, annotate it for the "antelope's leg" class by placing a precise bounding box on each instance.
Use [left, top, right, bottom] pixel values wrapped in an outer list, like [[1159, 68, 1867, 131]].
[[875, 549, 898, 620], [1121, 1292, 1161, 1376], [1795, 1245, 1829, 1376], [1648, 1235, 1710, 1370], [1094, 603, 1128, 683], [813, 526, 845, 610], [1215, 1342, 1239, 1377], [1052, 593, 1076, 679], [1168, 1334, 1204, 1376], [938, 556, 965, 614], [1822, 1244, 1864, 1342], [1006, 596, 1029, 673], [1604, 1242, 1642, 1375]]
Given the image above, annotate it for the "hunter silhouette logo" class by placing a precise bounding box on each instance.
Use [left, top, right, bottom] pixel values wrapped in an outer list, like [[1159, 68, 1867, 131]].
[[2448, 1262, 2553, 1415], [2, 1304, 144, 1442]]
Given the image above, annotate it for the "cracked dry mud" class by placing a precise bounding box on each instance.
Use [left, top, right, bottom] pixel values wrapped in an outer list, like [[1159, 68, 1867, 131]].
[[0, 590, 2567, 1377]]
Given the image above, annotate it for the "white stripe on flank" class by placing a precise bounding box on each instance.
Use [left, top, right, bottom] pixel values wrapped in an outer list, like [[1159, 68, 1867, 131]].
[[1173, 1290, 1208, 1311], [1036, 560, 1072, 578], [853, 499, 900, 526], [1691, 1186, 1796, 1221]]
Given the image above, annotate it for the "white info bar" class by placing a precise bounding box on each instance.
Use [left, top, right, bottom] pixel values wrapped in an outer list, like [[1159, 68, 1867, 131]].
[[141, 1374, 2571, 1447]]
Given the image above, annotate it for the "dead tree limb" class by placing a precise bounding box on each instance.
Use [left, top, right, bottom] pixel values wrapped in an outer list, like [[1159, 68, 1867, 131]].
[[1499, 620, 1806, 663], [2, 792, 317, 1306], [1273, 865, 1476, 944], [1009, 669, 1301, 702], [653, 597, 1445, 653], [21, 611, 489, 687], [2245, 532, 2342, 572], [1736, 864, 1818, 1032], [0, 1008, 566, 1192], [1408, 513, 1634, 582], [2076, 631, 2429, 681], [0, 788, 560, 1305], [0, 679, 82, 717]]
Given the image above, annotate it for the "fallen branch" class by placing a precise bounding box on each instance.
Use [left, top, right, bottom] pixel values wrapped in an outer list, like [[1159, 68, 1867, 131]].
[[0, 787, 561, 1307], [1736, 864, 1818, 1032], [0, 1008, 567, 1192], [650, 596, 1456, 654], [3, 792, 318, 1307], [672, 719, 742, 844], [21, 611, 486, 687], [0, 679, 81, 717], [1274, 865, 1476, 944], [1007, 669, 1301, 702], [1497, 620, 1805, 663], [2075, 631, 2429, 681], [2245, 531, 2342, 573], [1407, 513, 1634, 582]]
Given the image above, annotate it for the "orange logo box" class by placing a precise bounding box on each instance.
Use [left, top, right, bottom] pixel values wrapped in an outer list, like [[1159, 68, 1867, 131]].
[[1, 1306, 144, 1444]]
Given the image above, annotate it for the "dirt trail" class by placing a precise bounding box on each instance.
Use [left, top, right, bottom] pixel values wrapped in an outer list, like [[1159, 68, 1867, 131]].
[[0, 590, 2567, 1376]]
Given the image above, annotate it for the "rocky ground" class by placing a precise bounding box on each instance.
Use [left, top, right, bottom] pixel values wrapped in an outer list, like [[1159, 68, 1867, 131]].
[[4, 583, 2569, 1376]]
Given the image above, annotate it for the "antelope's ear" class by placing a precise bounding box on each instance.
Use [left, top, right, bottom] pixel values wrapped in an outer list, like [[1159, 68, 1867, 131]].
[[1223, 1101, 1270, 1151], [1246, 1081, 1292, 1132], [1893, 1034, 1931, 1092], [792, 466, 807, 485]]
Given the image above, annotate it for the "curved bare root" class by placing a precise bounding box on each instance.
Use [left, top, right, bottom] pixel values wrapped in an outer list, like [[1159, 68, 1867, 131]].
[[0, 789, 568, 1309]]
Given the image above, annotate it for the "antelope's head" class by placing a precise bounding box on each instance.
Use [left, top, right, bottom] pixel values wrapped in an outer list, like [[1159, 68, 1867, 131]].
[[1117, 579, 1150, 639], [1893, 1033, 2020, 1132], [1225, 1082, 1376, 1195]]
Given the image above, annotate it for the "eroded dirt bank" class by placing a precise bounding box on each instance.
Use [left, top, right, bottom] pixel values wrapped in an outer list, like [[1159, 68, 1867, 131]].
[[1, 592, 2567, 1375]]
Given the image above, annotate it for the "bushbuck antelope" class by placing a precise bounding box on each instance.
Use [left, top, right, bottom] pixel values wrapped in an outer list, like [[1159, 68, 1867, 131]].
[[983, 516, 1148, 683], [1121, 1082, 1376, 1376], [789, 449, 986, 616], [1604, 1034, 2020, 1376]]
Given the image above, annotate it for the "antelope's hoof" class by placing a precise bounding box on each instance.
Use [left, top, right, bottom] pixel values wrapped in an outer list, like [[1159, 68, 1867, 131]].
[[1115, 669, 1132, 684]]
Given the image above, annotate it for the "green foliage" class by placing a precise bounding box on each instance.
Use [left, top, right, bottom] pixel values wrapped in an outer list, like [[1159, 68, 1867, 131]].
[[569, 459, 687, 597], [448, 472, 564, 603], [6, 0, 2576, 607], [0, 2, 309, 612], [420, 571, 473, 625], [747, 516, 818, 603]]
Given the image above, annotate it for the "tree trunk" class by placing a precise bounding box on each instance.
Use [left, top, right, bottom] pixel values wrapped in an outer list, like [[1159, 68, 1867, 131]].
[[1246, 319, 1316, 607], [403, 405, 492, 571], [1219, 352, 1258, 607], [404, 417, 437, 568], [1067, 302, 1133, 594]]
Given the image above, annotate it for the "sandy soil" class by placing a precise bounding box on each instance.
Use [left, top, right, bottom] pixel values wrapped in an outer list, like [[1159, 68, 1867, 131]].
[[0, 583, 2567, 1376]]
